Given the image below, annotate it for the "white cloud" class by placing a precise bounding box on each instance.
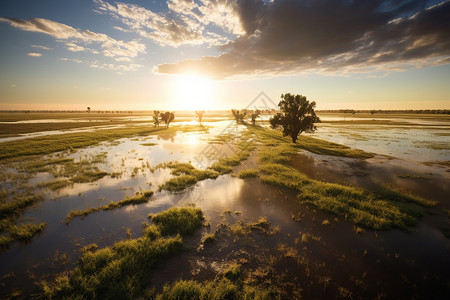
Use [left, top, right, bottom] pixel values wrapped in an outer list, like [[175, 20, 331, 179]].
[[60, 57, 83, 63], [93, 0, 239, 47], [27, 52, 42, 57], [31, 45, 52, 50], [0, 16, 146, 71]]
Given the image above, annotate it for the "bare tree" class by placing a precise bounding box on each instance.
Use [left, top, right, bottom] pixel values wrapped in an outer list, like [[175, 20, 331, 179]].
[[195, 110, 205, 123], [250, 109, 260, 125], [153, 110, 160, 127], [231, 109, 247, 124]]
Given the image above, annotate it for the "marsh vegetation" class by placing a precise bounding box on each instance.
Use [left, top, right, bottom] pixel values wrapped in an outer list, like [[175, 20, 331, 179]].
[[0, 111, 449, 299]]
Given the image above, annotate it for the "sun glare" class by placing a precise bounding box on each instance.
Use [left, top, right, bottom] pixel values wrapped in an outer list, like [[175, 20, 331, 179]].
[[172, 75, 214, 111]]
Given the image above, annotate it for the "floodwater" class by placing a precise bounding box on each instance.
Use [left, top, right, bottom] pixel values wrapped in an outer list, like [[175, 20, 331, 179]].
[[312, 114, 450, 162], [0, 115, 449, 298]]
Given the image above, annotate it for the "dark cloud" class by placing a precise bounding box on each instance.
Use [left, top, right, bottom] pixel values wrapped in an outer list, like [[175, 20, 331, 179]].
[[155, 0, 450, 78]]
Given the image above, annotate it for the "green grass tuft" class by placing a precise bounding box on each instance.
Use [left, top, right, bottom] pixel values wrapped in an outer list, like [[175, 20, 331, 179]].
[[8, 223, 46, 240], [150, 207, 204, 236], [238, 169, 259, 179], [252, 126, 434, 230], [158, 162, 219, 192], [38, 179, 73, 191], [41, 206, 207, 299]]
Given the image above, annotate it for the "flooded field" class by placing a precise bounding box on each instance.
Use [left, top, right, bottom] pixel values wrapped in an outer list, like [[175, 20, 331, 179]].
[[0, 112, 449, 299]]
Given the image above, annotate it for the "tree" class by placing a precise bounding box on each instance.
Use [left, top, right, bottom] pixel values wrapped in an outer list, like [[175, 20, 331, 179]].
[[161, 111, 175, 128], [231, 109, 247, 124], [153, 110, 160, 127], [87, 107, 91, 113], [250, 110, 260, 125], [195, 110, 205, 123], [269, 93, 320, 143]]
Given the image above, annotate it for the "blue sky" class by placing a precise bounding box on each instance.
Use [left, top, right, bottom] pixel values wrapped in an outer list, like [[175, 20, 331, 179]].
[[0, 0, 449, 111]]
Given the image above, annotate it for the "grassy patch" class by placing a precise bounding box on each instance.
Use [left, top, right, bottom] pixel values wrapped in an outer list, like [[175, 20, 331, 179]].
[[71, 170, 108, 183], [158, 162, 219, 192], [41, 207, 205, 299], [65, 191, 154, 223], [0, 124, 209, 161], [0, 235, 14, 248], [9, 223, 46, 240], [202, 233, 216, 244], [397, 174, 430, 179], [228, 217, 275, 238], [155, 278, 275, 300], [38, 179, 73, 191], [149, 207, 204, 236], [252, 126, 435, 230], [238, 169, 259, 179], [140, 142, 158, 146], [0, 193, 43, 219]]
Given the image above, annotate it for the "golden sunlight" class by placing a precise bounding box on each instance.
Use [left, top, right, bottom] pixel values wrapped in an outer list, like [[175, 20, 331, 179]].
[[172, 75, 214, 110]]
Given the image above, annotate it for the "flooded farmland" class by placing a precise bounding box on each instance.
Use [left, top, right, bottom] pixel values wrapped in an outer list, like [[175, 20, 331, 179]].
[[0, 112, 449, 299]]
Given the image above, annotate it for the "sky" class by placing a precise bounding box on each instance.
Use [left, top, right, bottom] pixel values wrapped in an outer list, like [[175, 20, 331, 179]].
[[0, 0, 449, 111]]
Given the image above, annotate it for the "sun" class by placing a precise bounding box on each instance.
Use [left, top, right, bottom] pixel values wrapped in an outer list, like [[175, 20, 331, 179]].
[[172, 75, 214, 111]]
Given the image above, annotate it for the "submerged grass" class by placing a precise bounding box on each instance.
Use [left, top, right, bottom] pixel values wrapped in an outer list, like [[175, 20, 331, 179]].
[[251, 126, 435, 230], [0, 124, 210, 161], [64, 191, 154, 224], [0, 193, 43, 219], [38, 179, 73, 191], [41, 207, 205, 299], [9, 223, 46, 240], [1, 223, 47, 249]]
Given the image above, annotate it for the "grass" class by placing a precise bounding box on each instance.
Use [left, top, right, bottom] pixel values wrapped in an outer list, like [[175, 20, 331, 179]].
[[248, 126, 373, 159], [155, 260, 276, 300], [158, 162, 219, 192], [0, 193, 43, 219], [0, 124, 210, 161], [228, 217, 274, 238], [209, 137, 255, 175], [71, 170, 108, 183], [251, 126, 435, 230], [155, 278, 275, 300], [202, 233, 216, 244], [1, 223, 47, 249], [149, 206, 204, 236], [38, 179, 73, 191], [238, 169, 259, 179], [41, 207, 205, 299], [64, 191, 154, 224], [9, 223, 46, 240], [140, 142, 158, 146]]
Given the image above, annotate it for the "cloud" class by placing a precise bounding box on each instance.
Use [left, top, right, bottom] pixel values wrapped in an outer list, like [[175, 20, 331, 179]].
[[27, 52, 42, 57], [94, 0, 238, 47], [60, 57, 83, 63], [31, 45, 52, 50], [154, 0, 450, 78], [0, 16, 145, 67]]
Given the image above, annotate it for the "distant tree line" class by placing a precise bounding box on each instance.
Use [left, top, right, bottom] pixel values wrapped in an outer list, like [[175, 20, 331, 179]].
[[318, 109, 450, 115]]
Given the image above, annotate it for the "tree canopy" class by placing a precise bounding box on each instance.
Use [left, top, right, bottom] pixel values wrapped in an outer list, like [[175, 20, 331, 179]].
[[269, 93, 320, 143]]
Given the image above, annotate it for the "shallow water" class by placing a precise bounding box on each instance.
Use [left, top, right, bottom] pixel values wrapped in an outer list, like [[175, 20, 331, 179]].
[[310, 115, 450, 162], [0, 115, 449, 298]]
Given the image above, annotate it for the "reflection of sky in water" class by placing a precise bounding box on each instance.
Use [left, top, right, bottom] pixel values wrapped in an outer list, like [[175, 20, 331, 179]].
[[1, 116, 449, 296], [310, 122, 449, 162]]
